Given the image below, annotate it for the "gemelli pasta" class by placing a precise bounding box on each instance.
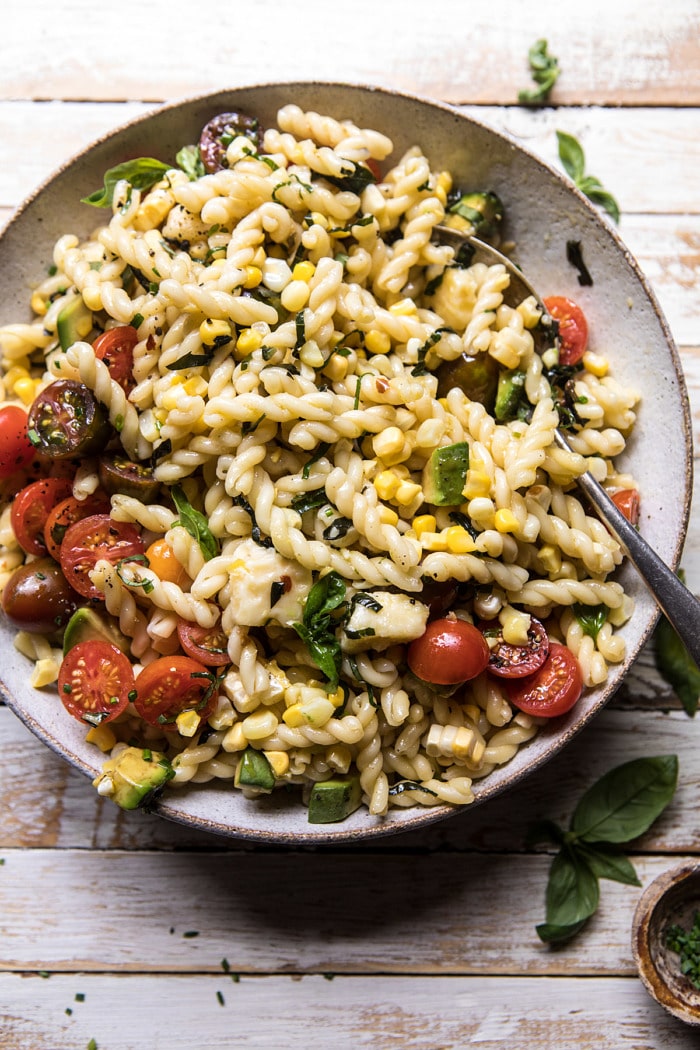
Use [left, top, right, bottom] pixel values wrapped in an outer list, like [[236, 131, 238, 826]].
[[0, 102, 640, 822]]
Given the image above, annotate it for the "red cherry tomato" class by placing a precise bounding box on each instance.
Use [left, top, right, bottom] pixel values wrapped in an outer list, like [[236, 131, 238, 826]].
[[93, 325, 138, 393], [59, 513, 145, 599], [479, 616, 549, 678], [1, 556, 81, 633], [177, 619, 230, 667], [43, 492, 112, 561], [611, 488, 640, 526], [0, 405, 35, 478], [58, 640, 135, 725], [505, 642, 583, 717], [543, 296, 588, 365], [11, 477, 73, 555], [407, 617, 490, 685], [133, 655, 217, 728]]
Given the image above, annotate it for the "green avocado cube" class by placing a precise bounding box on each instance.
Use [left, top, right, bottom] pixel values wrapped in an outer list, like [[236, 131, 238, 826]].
[[308, 776, 362, 824], [422, 442, 470, 506]]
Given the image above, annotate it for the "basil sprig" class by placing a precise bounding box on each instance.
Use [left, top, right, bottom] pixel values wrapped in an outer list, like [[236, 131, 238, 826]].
[[556, 130, 620, 223], [82, 158, 172, 208], [518, 39, 560, 106], [292, 572, 347, 689], [531, 755, 678, 944], [653, 573, 700, 716], [170, 485, 218, 561]]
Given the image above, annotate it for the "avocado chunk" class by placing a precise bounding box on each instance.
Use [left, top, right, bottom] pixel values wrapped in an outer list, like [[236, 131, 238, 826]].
[[235, 747, 276, 791], [494, 369, 527, 421], [63, 607, 129, 656], [56, 296, 93, 351], [422, 442, 470, 506], [93, 747, 174, 811], [308, 776, 362, 824]]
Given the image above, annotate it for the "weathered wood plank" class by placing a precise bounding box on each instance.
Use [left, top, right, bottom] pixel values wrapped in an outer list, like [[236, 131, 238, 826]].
[[0, 849, 695, 977], [1, 102, 700, 214], [1, 972, 693, 1050], [0, 706, 697, 853], [2, 0, 699, 106]]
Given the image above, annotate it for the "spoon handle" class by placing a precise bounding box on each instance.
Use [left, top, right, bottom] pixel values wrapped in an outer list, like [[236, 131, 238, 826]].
[[556, 436, 700, 667]]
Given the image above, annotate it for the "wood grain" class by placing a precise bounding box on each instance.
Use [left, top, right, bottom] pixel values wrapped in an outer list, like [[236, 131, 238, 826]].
[[2, 0, 700, 106], [1, 973, 695, 1050]]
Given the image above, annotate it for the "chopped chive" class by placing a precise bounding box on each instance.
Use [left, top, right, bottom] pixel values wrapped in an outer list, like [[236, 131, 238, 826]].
[[216, 990, 225, 1006]]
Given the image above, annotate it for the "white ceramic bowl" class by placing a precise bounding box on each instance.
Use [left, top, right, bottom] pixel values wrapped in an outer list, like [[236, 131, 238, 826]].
[[0, 82, 692, 843]]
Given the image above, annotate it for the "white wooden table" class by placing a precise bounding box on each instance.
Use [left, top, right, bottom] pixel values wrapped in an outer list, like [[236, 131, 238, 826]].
[[1, 2, 699, 1046]]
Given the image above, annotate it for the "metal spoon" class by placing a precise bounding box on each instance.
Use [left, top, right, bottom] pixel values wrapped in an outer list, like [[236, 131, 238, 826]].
[[434, 227, 700, 668]]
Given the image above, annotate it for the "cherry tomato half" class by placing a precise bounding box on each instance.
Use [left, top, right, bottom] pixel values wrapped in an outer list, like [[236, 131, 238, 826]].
[[177, 618, 230, 667], [93, 325, 138, 394], [0, 405, 35, 479], [133, 655, 217, 727], [505, 642, 583, 718], [407, 617, 490, 685], [145, 538, 190, 587], [543, 296, 588, 366], [27, 379, 110, 460], [611, 488, 640, 526], [479, 616, 549, 678], [43, 492, 112, 561], [60, 513, 145, 600], [1, 556, 81, 633], [58, 640, 135, 725], [11, 477, 73, 555]]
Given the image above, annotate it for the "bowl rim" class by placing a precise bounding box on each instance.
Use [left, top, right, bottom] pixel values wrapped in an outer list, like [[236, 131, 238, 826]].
[[0, 80, 694, 844], [632, 861, 700, 1026]]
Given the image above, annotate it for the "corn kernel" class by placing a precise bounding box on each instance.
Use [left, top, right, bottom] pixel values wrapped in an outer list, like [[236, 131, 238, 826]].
[[292, 261, 315, 282], [183, 375, 208, 397], [298, 340, 325, 368], [264, 750, 290, 777], [364, 330, 391, 355], [86, 724, 118, 753], [413, 514, 437, 537], [435, 171, 453, 205], [14, 378, 36, 406], [200, 318, 232, 346], [446, 525, 476, 553], [420, 531, 448, 552], [583, 350, 609, 377], [310, 211, 328, 229], [176, 709, 202, 737], [5, 366, 29, 389], [222, 722, 247, 752], [283, 697, 335, 728], [242, 708, 279, 741], [236, 328, 263, 356], [415, 418, 445, 448], [388, 298, 418, 317], [374, 470, 400, 500], [372, 426, 405, 461], [82, 288, 103, 313], [494, 508, 519, 534], [30, 292, 47, 316], [379, 506, 399, 526], [28, 656, 57, 688], [538, 543, 562, 574], [463, 469, 492, 500], [323, 353, 349, 382], [281, 280, 310, 312], [395, 480, 422, 506], [242, 265, 262, 289], [327, 686, 346, 709]]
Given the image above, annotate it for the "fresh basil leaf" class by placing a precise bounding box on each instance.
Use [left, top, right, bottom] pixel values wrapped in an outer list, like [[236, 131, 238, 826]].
[[323, 162, 376, 194], [543, 848, 599, 930], [575, 843, 641, 886], [556, 131, 586, 182], [176, 144, 205, 181], [570, 755, 678, 844], [82, 158, 171, 208], [573, 603, 607, 640], [170, 484, 218, 561], [304, 571, 347, 622], [292, 572, 348, 689], [585, 188, 621, 224], [291, 622, 341, 685], [524, 819, 566, 849], [536, 918, 589, 945], [654, 606, 700, 716], [518, 39, 560, 106]]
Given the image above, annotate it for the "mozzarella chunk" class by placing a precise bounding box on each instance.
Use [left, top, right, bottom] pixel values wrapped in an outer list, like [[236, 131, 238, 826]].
[[341, 590, 429, 653], [226, 539, 312, 627]]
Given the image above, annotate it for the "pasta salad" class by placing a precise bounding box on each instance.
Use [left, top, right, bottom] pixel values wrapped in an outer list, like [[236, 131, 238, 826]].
[[0, 103, 640, 822]]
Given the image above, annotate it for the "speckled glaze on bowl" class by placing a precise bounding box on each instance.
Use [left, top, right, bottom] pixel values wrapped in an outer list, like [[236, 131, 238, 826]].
[[0, 82, 693, 843], [633, 863, 700, 1025]]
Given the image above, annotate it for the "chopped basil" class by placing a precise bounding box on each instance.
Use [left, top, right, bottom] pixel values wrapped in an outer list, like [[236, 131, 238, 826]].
[[171, 485, 219, 560], [176, 144, 205, 180], [302, 442, 331, 480], [82, 158, 171, 208], [292, 572, 348, 689], [291, 488, 330, 515]]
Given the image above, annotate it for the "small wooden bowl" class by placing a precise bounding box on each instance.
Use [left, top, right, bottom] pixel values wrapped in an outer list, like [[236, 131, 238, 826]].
[[633, 862, 700, 1025]]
